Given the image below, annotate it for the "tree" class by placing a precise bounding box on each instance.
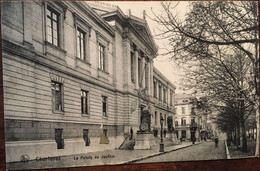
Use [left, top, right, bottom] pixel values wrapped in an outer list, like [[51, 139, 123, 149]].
[[152, 1, 258, 154]]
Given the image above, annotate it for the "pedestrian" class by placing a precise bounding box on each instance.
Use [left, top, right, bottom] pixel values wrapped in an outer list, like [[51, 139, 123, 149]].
[[130, 127, 133, 140], [214, 136, 218, 147], [164, 129, 167, 138]]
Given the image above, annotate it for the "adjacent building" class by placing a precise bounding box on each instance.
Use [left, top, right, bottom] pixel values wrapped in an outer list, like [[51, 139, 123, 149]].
[[2, 1, 176, 162], [174, 94, 202, 141]]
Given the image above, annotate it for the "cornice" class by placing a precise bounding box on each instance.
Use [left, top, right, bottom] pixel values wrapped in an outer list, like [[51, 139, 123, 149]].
[[71, 1, 115, 37]]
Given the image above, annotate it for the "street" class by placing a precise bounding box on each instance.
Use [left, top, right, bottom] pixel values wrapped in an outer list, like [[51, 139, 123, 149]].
[[134, 140, 226, 163]]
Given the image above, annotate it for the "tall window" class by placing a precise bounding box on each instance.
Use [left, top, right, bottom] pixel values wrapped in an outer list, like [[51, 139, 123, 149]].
[[163, 88, 166, 103], [182, 107, 185, 114], [175, 121, 178, 126], [182, 130, 186, 138], [102, 96, 107, 117], [47, 6, 59, 46], [181, 118, 186, 125], [81, 90, 89, 114], [155, 111, 157, 125], [191, 118, 195, 124], [77, 28, 86, 60], [51, 82, 63, 111], [153, 80, 157, 98], [159, 84, 162, 101], [99, 43, 105, 70], [138, 58, 142, 86], [131, 52, 135, 82]]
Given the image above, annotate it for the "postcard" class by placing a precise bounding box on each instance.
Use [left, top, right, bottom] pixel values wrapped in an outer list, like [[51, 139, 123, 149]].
[[1, 1, 259, 170]]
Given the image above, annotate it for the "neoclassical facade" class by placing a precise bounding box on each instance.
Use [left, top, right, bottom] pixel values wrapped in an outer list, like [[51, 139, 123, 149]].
[[2, 1, 176, 162]]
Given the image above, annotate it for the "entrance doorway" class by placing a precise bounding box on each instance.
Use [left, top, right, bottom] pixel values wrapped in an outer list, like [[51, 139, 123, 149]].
[[181, 130, 186, 139]]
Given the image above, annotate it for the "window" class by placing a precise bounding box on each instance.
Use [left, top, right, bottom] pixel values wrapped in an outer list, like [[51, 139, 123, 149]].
[[131, 51, 135, 82], [55, 129, 64, 149], [83, 129, 90, 146], [77, 28, 86, 60], [182, 107, 185, 114], [81, 90, 89, 115], [191, 118, 195, 124], [153, 80, 157, 98], [181, 118, 186, 125], [175, 121, 178, 126], [99, 43, 105, 70], [159, 84, 162, 101], [191, 107, 195, 115], [155, 111, 157, 125], [138, 58, 142, 86], [181, 130, 186, 138], [163, 88, 166, 103], [47, 6, 59, 46], [51, 82, 63, 112], [102, 96, 107, 117]]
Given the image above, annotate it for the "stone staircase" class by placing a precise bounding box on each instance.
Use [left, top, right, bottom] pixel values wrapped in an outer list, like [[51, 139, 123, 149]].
[[119, 138, 136, 150]]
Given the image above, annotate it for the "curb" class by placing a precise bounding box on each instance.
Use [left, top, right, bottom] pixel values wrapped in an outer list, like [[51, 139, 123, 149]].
[[119, 142, 203, 164], [224, 141, 231, 159]]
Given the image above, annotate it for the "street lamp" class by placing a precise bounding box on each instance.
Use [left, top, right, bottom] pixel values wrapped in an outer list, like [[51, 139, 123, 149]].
[[160, 116, 164, 152], [190, 121, 197, 144]]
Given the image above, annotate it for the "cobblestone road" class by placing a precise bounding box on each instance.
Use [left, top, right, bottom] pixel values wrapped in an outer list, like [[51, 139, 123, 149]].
[[134, 140, 226, 163]]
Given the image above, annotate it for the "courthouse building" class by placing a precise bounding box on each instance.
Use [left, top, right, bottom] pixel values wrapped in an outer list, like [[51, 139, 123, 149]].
[[2, 1, 175, 162]]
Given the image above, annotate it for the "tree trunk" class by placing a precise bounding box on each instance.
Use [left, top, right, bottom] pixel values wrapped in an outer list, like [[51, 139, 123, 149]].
[[236, 121, 241, 146], [255, 105, 259, 156], [241, 117, 247, 152]]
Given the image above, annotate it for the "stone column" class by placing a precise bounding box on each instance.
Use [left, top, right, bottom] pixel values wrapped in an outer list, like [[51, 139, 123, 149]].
[[150, 60, 154, 97], [135, 49, 139, 89], [162, 85, 164, 103], [123, 39, 131, 90], [141, 57, 145, 88], [167, 87, 170, 106], [147, 60, 151, 96], [23, 1, 33, 48]]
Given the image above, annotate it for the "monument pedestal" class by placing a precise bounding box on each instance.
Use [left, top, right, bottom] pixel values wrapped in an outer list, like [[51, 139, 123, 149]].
[[166, 132, 178, 142], [134, 131, 156, 149]]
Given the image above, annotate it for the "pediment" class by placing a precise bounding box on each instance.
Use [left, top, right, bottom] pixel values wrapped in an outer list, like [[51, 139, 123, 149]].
[[128, 19, 158, 55]]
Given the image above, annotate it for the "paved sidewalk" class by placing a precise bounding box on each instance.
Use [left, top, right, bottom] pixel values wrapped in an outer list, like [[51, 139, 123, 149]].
[[7, 141, 202, 170]]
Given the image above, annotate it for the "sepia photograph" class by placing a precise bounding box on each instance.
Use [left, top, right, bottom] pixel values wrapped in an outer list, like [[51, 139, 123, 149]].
[[1, 1, 259, 170]]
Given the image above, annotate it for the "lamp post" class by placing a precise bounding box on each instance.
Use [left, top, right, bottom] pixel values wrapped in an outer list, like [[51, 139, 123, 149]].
[[160, 116, 164, 152], [190, 121, 197, 144]]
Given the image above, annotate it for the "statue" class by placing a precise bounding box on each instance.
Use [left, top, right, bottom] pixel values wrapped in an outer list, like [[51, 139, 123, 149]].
[[139, 106, 151, 132]]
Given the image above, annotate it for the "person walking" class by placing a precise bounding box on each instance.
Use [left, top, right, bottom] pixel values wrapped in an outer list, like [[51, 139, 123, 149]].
[[130, 127, 133, 140], [214, 135, 219, 147]]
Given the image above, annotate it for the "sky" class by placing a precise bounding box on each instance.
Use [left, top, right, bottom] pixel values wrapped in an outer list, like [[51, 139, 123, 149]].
[[104, 1, 190, 93]]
